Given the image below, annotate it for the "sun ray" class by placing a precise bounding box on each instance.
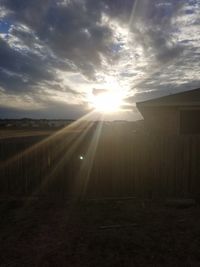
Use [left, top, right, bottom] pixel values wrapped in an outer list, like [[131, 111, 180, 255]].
[[0, 111, 95, 171], [128, 0, 139, 33], [21, 111, 102, 200], [74, 115, 104, 198], [36, 120, 96, 195]]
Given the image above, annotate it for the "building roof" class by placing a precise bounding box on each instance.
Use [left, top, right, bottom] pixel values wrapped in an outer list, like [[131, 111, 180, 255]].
[[136, 88, 200, 108]]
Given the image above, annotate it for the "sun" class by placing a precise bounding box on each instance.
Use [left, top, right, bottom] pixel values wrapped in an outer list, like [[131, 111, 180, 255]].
[[91, 91, 124, 113]]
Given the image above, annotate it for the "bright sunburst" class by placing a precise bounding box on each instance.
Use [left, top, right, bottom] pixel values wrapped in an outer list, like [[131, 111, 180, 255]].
[[90, 91, 124, 113]]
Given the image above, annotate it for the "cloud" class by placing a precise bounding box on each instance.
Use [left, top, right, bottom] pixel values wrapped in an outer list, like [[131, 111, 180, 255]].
[[1, 0, 116, 77], [0, 0, 200, 119], [128, 1, 185, 64], [92, 88, 108, 96], [0, 101, 87, 119], [0, 37, 55, 92]]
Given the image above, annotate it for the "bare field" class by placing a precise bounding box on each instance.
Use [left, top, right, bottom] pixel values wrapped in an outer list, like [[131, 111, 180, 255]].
[[1, 198, 200, 267], [0, 129, 55, 140]]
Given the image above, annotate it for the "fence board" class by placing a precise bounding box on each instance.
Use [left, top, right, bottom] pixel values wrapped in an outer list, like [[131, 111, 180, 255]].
[[0, 133, 200, 198]]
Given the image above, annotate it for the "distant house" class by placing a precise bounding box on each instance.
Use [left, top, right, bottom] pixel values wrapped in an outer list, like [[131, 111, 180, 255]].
[[30, 121, 40, 128], [136, 88, 200, 135]]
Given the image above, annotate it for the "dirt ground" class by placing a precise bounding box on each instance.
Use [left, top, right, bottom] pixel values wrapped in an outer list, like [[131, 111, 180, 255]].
[[0, 129, 55, 140], [0, 198, 200, 267]]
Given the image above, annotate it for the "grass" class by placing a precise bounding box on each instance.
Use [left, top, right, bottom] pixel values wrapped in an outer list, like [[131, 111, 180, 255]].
[[1, 198, 200, 266]]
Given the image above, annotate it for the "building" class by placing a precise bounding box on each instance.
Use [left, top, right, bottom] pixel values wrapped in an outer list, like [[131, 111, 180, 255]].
[[136, 88, 200, 135]]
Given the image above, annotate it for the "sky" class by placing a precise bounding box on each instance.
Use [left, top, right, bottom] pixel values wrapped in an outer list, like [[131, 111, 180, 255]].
[[0, 0, 200, 120]]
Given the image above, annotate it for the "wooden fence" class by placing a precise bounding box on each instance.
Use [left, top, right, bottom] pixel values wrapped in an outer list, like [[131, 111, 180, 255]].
[[0, 130, 200, 198]]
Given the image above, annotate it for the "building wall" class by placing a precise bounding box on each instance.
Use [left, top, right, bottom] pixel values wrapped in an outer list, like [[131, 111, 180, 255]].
[[179, 107, 200, 134], [139, 106, 180, 135]]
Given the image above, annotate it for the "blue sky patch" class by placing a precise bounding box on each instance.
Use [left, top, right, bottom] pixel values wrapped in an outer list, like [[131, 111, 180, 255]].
[[0, 20, 11, 33]]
